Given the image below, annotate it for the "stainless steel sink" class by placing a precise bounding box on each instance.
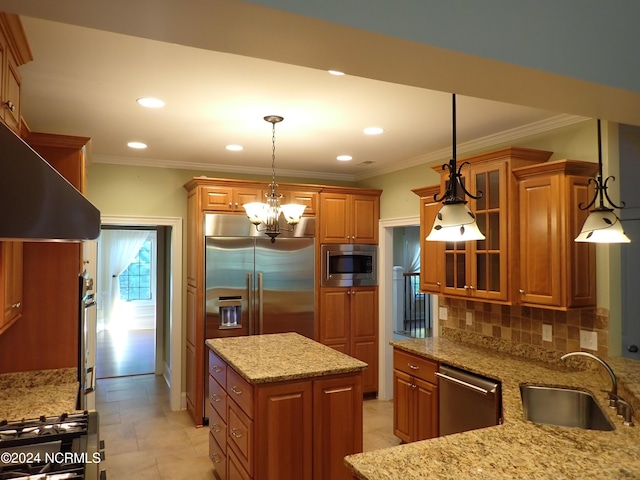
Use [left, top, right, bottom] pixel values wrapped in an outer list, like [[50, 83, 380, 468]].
[[520, 384, 615, 431]]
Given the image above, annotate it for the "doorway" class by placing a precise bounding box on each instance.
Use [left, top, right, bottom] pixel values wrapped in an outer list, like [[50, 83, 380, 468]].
[[88, 215, 183, 412], [96, 226, 158, 378]]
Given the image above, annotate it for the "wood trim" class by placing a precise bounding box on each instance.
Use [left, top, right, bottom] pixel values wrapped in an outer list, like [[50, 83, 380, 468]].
[[512, 159, 599, 179], [0, 13, 33, 65], [431, 147, 553, 173], [23, 131, 92, 150]]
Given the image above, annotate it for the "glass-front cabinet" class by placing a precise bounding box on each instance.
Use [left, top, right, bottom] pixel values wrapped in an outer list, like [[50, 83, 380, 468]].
[[417, 147, 553, 303]]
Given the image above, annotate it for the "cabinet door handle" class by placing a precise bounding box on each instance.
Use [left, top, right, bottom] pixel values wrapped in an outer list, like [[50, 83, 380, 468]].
[[436, 281, 441, 286], [230, 428, 243, 439], [210, 393, 221, 402], [3, 101, 15, 112], [12, 302, 21, 309], [407, 363, 419, 370], [231, 385, 243, 395], [211, 365, 222, 373], [210, 453, 222, 463], [519, 289, 525, 294], [210, 423, 222, 433]]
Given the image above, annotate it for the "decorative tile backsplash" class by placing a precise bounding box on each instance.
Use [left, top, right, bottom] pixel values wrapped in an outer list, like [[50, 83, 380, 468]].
[[438, 297, 609, 357]]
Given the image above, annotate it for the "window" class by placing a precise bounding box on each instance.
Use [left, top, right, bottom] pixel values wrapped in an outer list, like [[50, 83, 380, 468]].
[[119, 239, 152, 301]]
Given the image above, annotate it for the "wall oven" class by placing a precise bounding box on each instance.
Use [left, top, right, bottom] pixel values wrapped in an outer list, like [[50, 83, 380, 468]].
[[321, 244, 377, 287]]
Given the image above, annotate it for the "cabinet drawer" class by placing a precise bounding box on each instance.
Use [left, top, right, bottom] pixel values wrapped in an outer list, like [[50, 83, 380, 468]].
[[227, 368, 254, 417], [209, 349, 227, 388], [209, 375, 227, 419], [228, 446, 251, 480], [394, 349, 438, 383], [208, 401, 227, 451], [209, 432, 227, 480], [228, 400, 254, 476]]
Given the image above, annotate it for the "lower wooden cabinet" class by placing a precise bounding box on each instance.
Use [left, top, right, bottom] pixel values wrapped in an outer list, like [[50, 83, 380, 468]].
[[208, 348, 363, 480], [393, 349, 439, 443], [319, 286, 378, 393]]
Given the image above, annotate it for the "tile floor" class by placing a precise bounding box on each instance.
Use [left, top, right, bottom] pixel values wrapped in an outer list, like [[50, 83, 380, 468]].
[[97, 374, 400, 479]]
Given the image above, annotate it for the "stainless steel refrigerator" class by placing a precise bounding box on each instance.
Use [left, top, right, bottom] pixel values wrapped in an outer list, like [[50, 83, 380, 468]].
[[203, 214, 315, 416]]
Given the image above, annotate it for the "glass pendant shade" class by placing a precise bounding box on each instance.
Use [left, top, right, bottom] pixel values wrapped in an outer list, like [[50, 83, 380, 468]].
[[426, 201, 485, 241], [280, 203, 306, 224], [574, 209, 630, 243], [244, 202, 270, 225]]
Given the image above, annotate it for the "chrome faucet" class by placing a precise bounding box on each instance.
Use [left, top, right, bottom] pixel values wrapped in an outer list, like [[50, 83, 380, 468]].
[[561, 351, 618, 408]]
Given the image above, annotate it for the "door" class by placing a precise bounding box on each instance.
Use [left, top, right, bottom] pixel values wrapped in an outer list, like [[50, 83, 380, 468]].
[[621, 210, 640, 359], [205, 237, 254, 338], [255, 237, 315, 339]]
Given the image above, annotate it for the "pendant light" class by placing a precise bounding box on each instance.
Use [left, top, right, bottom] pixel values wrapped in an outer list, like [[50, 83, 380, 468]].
[[426, 94, 485, 242], [243, 115, 306, 243], [574, 120, 630, 243]]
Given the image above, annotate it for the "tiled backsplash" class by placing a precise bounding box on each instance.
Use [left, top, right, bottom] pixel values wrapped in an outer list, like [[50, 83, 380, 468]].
[[438, 297, 609, 357]]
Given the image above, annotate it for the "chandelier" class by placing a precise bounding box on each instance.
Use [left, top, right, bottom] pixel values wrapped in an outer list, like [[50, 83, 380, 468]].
[[243, 115, 306, 242], [426, 94, 485, 241], [574, 119, 630, 243]]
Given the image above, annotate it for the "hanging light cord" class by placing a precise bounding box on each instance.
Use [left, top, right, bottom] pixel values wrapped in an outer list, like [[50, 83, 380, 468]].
[[579, 119, 625, 212], [434, 94, 483, 204]]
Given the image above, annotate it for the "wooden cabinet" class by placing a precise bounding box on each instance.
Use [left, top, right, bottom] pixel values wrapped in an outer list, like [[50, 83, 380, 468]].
[[415, 148, 552, 302], [208, 348, 362, 480], [412, 185, 443, 294], [393, 348, 439, 443], [319, 286, 378, 393], [184, 177, 322, 426], [319, 189, 381, 244], [513, 160, 597, 309], [0, 14, 32, 134], [0, 241, 22, 334]]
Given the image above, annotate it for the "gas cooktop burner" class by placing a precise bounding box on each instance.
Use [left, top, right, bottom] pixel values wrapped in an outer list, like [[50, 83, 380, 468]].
[[0, 414, 88, 443]]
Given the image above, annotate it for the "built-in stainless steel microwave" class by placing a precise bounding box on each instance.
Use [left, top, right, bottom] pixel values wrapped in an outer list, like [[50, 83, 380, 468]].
[[321, 244, 377, 287]]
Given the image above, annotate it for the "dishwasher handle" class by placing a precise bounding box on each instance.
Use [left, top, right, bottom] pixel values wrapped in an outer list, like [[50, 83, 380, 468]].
[[435, 371, 498, 396]]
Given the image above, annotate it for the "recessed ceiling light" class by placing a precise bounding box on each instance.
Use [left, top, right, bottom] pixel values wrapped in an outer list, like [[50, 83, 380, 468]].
[[364, 127, 384, 135], [328, 70, 345, 76], [226, 144, 244, 151], [136, 97, 165, 108], [337, 155, 353, 162], [127, 141, 147, 149]]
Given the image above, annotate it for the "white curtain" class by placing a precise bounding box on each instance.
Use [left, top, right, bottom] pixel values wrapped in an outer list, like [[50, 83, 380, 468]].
[[402, 227, 421, 274], [99, 230, 150, 330]]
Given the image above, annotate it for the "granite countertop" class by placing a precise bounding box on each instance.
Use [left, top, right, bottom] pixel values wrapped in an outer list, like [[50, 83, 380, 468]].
[[345, 337, 640, 479], [206, 332, 367, 384], [0, 368, 79, 420]]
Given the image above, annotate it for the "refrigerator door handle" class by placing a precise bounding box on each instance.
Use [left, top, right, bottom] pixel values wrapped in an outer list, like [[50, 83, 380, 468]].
[[247, 273, 253, 335], [258, 272, 264, 335]]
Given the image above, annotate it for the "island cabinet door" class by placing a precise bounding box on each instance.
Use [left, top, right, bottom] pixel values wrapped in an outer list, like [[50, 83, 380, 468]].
[[313, 373, 363, 480], [255, 381, 313, 480]]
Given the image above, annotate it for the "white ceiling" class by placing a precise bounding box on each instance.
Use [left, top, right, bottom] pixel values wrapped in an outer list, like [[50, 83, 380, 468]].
[[15, 12, 586, 182]]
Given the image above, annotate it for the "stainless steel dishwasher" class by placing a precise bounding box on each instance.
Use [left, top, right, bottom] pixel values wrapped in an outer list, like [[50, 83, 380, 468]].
[[436, 364, 502, 436]]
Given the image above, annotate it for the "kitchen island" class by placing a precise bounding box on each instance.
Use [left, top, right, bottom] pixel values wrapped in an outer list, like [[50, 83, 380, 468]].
[[345, 337, 640, 479], [206, 332, 367, 480]]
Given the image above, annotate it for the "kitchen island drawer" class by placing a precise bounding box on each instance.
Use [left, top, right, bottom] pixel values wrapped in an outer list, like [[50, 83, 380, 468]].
[[208, 401, 227, 450], [209, 431, 227, 480], [394, 349, 438, 383], [227, 368, 254, 416], [228, 399, 254, 476], [209, 375, 227, 418], [209, 349, 227, 387]]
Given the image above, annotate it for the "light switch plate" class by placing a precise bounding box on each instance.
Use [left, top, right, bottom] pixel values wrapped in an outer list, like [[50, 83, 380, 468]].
[[439, 307, 448, 321], [580, 330, 598, 351], [542, 324, 553, 342], [466, 311, 473, 326]]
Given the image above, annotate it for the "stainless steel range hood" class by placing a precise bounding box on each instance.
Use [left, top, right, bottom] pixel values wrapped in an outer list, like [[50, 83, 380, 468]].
[[0, 121, 100, 241]]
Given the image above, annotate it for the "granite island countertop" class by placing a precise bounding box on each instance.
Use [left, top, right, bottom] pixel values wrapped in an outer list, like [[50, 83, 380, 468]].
[[0, 368, 78, 420], [345, 337, 640, 479], [206, 332, 367, 384]]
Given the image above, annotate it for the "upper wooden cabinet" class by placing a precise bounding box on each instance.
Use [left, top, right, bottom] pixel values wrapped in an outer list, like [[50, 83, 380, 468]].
[[513, 160, 597, 309], [412, 185, 443, 295], [200, 184, 261, 212], [319, 189, 381, 244], [0, 14, 32, 134], [418, 148, 552, 302], [0, 241, 23, 335]]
